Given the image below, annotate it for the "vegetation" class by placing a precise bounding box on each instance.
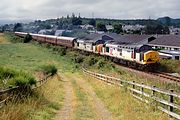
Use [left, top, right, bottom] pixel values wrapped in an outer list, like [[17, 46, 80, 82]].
[[96, 22, 107, 32], [39, 65, 58, 75], [0, 75, 64, 120], [5, 33, 24, 43], [159, 59, 180, 73], [13, 23, 23, 32], [0, 34, 179, 120], [71, 80, 95, 120], [24, 34, 32, 43], [0, 66, 36, 88], [144, 24, 170, 34], [86, 76, 168, 120], [112, 23, 123, 34]]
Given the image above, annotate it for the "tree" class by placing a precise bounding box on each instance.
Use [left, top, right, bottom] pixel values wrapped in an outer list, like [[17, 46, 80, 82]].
[[113, 24, 122, 34], [14, 23, 23, 32], [89, 19, 96, 27], [144, 24, 170, 34], [96, 23, 107, 32], [24, 34, 32, 43]]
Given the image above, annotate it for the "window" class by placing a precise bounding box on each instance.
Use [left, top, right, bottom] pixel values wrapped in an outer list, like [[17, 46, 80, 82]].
[[106, 47, 109, 52], [174, 48, 178, 50], [175, 56, 179, 60]]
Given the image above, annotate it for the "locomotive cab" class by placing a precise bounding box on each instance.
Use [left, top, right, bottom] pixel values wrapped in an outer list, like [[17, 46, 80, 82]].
[[143, 51, 160, 64]]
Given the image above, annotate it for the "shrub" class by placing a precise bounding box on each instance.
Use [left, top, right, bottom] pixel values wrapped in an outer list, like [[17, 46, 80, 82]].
[[59, 47, 67, 56], [39, 65, 57, 75], [159, 59, 180, 73], [74, 55, 84, 64], [24, 34, 32, 43], [97, 59, 105, 69], [85, 57, 98, 66], [5, 33, 24, 43], [0, 66, 36, 87]]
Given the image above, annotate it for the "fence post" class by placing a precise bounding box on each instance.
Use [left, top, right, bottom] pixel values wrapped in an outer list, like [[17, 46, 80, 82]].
[[169, 90, 174, 113], [152, 86, 156, 96], [132, 81, 135, 94], [141, 83, 144, 97]]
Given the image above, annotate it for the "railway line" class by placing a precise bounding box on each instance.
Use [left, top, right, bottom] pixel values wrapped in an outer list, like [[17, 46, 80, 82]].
[[116, 63, 180, 83], [149, 71, 180, 82]]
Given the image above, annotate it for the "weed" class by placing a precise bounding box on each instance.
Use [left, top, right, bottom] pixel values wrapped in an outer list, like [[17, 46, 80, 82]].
[[39, 65, 57, 75]]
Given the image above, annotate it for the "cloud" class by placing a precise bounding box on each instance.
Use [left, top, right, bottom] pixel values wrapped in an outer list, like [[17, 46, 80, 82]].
[[0, 0, 180, 23]]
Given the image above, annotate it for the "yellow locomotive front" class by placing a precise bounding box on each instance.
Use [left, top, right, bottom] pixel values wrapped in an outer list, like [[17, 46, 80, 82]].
[[143, 50, 160, 64]]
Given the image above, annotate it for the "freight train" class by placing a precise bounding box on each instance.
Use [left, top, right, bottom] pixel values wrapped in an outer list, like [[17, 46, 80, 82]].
[[15, 32, 160, 69]]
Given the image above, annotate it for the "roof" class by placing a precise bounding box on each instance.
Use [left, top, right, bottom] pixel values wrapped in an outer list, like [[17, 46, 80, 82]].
[[81, 33, 155, 45], [114, 34, 153, 44], [148, 35, 180, 47], [159, 50, 180, 55]]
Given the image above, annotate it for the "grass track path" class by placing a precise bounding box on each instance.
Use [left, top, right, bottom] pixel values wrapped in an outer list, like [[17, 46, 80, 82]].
[[54, 73, 76, 120], [72, 73, 113, 120]]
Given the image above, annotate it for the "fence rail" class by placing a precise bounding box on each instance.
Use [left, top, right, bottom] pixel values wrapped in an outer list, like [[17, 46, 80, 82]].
[[0, 74, 52, 108], [82, 68, 180, 120]]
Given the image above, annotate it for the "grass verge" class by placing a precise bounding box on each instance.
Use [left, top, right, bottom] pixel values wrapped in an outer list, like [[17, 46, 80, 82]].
[[86, 75, 169, 120], [0, 75, 64, 120]]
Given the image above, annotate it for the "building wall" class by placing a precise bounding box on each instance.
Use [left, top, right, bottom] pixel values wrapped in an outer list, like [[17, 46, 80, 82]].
[[150, 45, 180, 50]]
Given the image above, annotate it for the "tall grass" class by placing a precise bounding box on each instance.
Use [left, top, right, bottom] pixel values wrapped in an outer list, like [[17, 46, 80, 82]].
[[159, 59, 180, 73], [0, 66, 36, 88], [86, 76, 169, 120], [0, 75, 65, 120], [38, 65, 58, 76]]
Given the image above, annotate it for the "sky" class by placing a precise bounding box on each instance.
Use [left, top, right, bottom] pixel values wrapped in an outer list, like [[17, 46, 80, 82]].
[[0, 0, 180, 24]]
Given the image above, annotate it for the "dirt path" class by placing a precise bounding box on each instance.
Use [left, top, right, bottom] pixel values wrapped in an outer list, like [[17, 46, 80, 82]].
[[72, 74, 113, 120], [54, 73, 76, 120]]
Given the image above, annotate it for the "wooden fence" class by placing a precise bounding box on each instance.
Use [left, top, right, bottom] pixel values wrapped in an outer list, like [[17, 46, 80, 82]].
[[0, 74, 51, 108], [83, 68, 180, 120]]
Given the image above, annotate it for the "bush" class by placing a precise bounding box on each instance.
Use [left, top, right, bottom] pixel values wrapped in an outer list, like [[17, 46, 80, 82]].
[[0, 66, 36, 87], [97, 59, 105, 69], [74, 55, 84, 64], [39, 65, 57, 75], [59, 47, 67, 56], [85, 57, 98, 66], [5, 33, 24, 43], [24, 34, 32, 43], [159, 59, 180, 73]]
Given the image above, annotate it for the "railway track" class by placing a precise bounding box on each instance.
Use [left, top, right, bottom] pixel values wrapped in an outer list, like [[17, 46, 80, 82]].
[[149, 71, 180, 82], [116, 64, 180, 83]]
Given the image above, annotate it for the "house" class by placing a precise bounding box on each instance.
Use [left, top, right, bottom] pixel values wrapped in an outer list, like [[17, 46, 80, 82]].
[[80, 24, 94, 30], [55, 30, 65, 36], [158, 50, 180, 60], [106, 25, 114, 31], [38, 29, 54, 35], [169, 27, 180, 35], [148, 35, 180, 50], [122, 24, 145, 33]]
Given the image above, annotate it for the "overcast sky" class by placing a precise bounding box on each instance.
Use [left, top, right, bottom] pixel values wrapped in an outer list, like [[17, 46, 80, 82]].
[[0, 0, 180, 23]]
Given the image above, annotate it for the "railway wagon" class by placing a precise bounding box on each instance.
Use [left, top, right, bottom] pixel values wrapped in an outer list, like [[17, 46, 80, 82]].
[[15, 32, 27, 38], [45, 35, 57, 44], [57, 36, 76, 48]]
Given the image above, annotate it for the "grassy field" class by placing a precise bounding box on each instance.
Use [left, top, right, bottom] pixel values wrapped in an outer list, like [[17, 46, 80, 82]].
[[0, 34, 178, 120], [0, 35, 67, 119], [0, 33, 10, 44]]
